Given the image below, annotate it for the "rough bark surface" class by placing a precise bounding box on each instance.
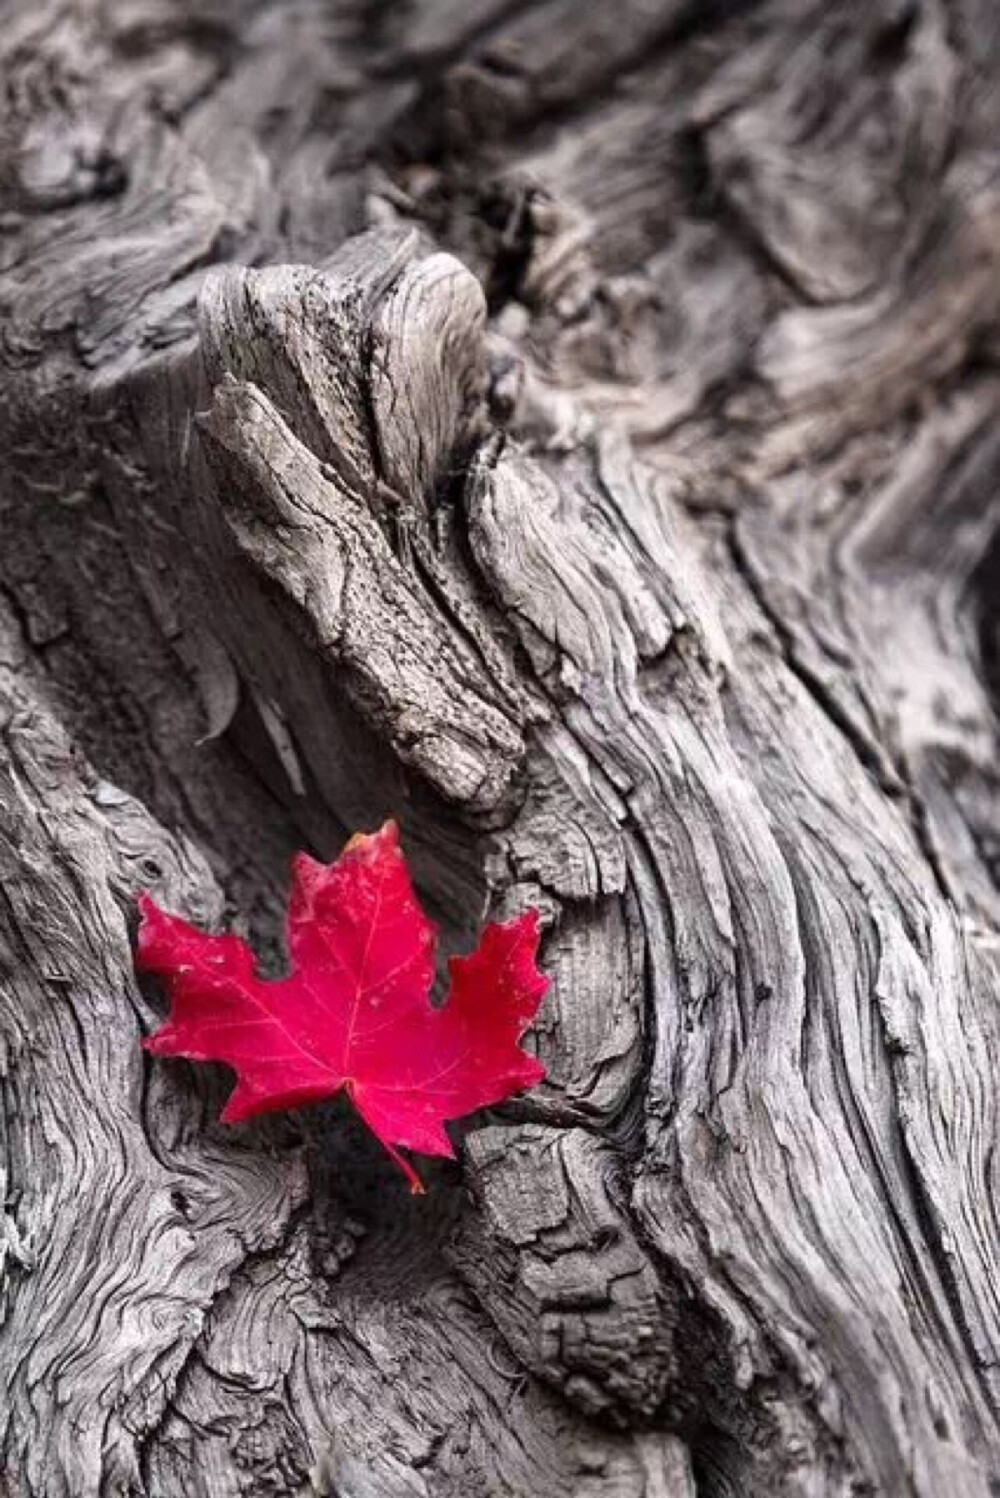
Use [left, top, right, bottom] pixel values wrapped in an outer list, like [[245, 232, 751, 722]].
[[2, 1, 1000, 1495]]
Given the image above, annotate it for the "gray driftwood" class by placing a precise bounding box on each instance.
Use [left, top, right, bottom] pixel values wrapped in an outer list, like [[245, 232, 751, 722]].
[[2, 1, 1000, 1494]]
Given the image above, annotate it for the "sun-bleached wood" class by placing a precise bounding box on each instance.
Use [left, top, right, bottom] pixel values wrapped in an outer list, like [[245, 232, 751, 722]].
[[2, 1, 999, 1494]]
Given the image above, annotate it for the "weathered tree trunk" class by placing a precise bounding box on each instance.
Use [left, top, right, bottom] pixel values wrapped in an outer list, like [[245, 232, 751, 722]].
[[3, 1, 1000, 1494]]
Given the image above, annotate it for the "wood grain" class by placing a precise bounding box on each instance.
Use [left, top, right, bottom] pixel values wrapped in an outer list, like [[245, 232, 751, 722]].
[[2, 1, 999, 1493]]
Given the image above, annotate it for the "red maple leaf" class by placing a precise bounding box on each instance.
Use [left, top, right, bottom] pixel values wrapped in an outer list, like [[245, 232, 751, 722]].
[[136, 822, 547, 1189]]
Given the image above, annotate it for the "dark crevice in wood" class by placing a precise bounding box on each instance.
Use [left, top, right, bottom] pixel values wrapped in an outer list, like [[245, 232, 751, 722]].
[[973, 523, 1000, 728]]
